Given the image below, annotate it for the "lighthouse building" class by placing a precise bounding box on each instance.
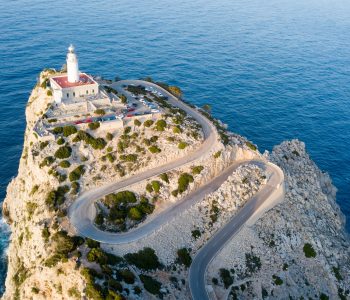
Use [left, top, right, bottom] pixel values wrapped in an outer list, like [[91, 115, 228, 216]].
[[50, 45, 99, 104]]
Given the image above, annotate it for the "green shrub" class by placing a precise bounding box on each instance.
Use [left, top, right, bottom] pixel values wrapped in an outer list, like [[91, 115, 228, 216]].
[[191, 229, 201, 239], [332, 266, 343, 281], [87, 248, 108, 265], [30, 185, 39, 196], [73, 130, 106, 150], [59, 160, 71, 168], [54, 146, 72, 159], [146, 183, 153, 193], [47, 90, 53, 96], [124, 247, 160, 270], [42, 227, 50, 242], [144, 120, 154, 127], [245, 252, 262, 273], [134, 119, 141, 126], [246, 141, 257, 151], [178, 141, 188, 149], [45, 185, 69, 209], [44, 253, 68, 267], [88, 122, 100, 130], [94, 109, 106, 115], [149, 145, 161, 153], [95, 213, 104, 226], [151, 180, 162, 193], [70, 182, 80, 195], [118, 269, 135, 284], [104, 191, 137, 207], [159, 173, 169, 183], [40, 156, 55, 167], [40, 141, 49, 150], [155, 119, 167, 131], [32, 287, 40, 294], [178, 173, 194, 193], [173, 126, 182, 134], [177, 248, 192, 267], [57, 137, 65, 145], [171, 189, 179, 197], [191, 165, 204, 175], [214, 151, 222, 159], [68, 287, 80, 299], [62, 125, 77, 137], [53, 127, 63, 135], [120, 153, 138, 162], [120, 94, 127, 104], [26, 202, 38, 219], [272, 275, 283, 285], [48, 118, 57, 123], [140, 275, 161, 295], [106, 153, 116, 163], [219, 268, 233, 289], [124, 126, 131, 135], [128, 207, 143, 221], [85, 283, 103, 300], [320, 294, 329, 300], [69, 165, 85, 182], [106, 132, 114, 141], [303, 243, 316, 258]]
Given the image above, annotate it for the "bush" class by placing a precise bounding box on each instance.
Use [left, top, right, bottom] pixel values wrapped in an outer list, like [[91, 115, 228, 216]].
[[40, 156, 55, 168], [88, 122, 100, 130], [106, 132, 114, 141], [47, 90, 52, 96], [178, 173, 194, 193], [272, 274, 283, 285], [214, 151, 221, 159], [118, 269, 135, 284], [151, 180, 162, 193], [140, 275, 161, 295], [40, 141, 49, 150], [95, 213, 104, 226], [144, 120, 154, 127], [159, 173, 169, 183], [57, 137, 65, 145], [87, 248, 108, 265], [74, 130, 106, 150], [303, 243, 316, 258], [120, 153, 138, 162], [177, 248, 192, 267], [124, 247, 160, 270], [42, 227, 50, 242], [149, 145, 161, 154], [173, 126, 182, 134], [219, 268, 233, 289], [59, 160, 71, 168], [44, 253, 68, 267], [128, 207, 143, 221], [68, 287, 80, 298], [191, 165, 204, 175], [86, 238, 100, 249], [62, 125, 77, 137], [120, 94, 127, 104], [94, 109, 106, 115], [134, 119, 141, 126], [71, 182, 80, 195], [106, 153, 116, 163], [53, 127, 63, 135], [191, 229, 201, 239], [245, 252, 262, 273], [69, 165, 85, 182], [54, 146, 72, 159], [155, 119, 167, 131], [45, 185, 69, 209], [246, 141, 257, 151], [104, 191, 137, 207], [178, 141, 188, 149]]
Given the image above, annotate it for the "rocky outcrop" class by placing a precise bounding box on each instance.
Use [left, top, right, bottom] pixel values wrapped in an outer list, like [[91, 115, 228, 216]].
[[207, 140, 350, 300]]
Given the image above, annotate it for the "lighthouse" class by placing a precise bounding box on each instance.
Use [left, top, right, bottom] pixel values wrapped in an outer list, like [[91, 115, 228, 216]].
[[66, 44, 80, 83]]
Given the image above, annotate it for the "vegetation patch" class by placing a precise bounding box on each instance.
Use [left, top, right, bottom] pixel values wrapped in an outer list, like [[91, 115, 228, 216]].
[[69, 165, 85, 182], [54, 146, 72, 159], [303, 243, 316, 258], [219, 268, 233, 289], [177, 173, 194, 193], [124, 247, 160, 270], [177, 248, 192, 267], [140, 274, 162, 295], [88, 122, 100, 130]]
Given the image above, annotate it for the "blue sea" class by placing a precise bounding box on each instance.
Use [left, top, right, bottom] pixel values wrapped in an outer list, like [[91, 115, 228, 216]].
[[1, 0, 350, 293]]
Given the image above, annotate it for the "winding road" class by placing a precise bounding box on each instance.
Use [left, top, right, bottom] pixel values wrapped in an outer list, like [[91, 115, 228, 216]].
[[67, 80, 284, 299]]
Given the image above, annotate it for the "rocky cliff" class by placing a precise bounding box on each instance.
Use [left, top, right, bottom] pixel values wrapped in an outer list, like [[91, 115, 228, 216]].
[[2, 77, 349, 300]]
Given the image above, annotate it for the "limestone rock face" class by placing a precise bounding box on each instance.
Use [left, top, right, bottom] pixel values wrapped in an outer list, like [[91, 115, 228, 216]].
[[208, 139, 350, 300]]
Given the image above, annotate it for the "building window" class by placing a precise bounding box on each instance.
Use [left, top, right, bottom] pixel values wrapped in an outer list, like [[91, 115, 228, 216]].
[[67, 93, 69, 98]]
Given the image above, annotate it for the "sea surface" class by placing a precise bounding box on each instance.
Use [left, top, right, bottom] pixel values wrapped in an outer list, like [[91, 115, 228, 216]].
[[0, 0, 350, 294]]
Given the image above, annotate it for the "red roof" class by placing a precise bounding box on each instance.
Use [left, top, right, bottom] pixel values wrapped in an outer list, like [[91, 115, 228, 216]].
[[51, 73, 96, 88]]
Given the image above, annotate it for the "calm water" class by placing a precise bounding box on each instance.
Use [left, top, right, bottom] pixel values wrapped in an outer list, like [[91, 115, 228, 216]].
[[1, 0, 350, 293]]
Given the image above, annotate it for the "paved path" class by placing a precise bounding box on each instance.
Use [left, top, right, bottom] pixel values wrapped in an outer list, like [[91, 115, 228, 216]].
[[68, 80, 220, 243], [189, 162, 284, 300]]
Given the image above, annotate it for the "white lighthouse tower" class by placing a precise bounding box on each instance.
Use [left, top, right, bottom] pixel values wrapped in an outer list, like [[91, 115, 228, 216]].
[[66, 44, 80, 83]]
